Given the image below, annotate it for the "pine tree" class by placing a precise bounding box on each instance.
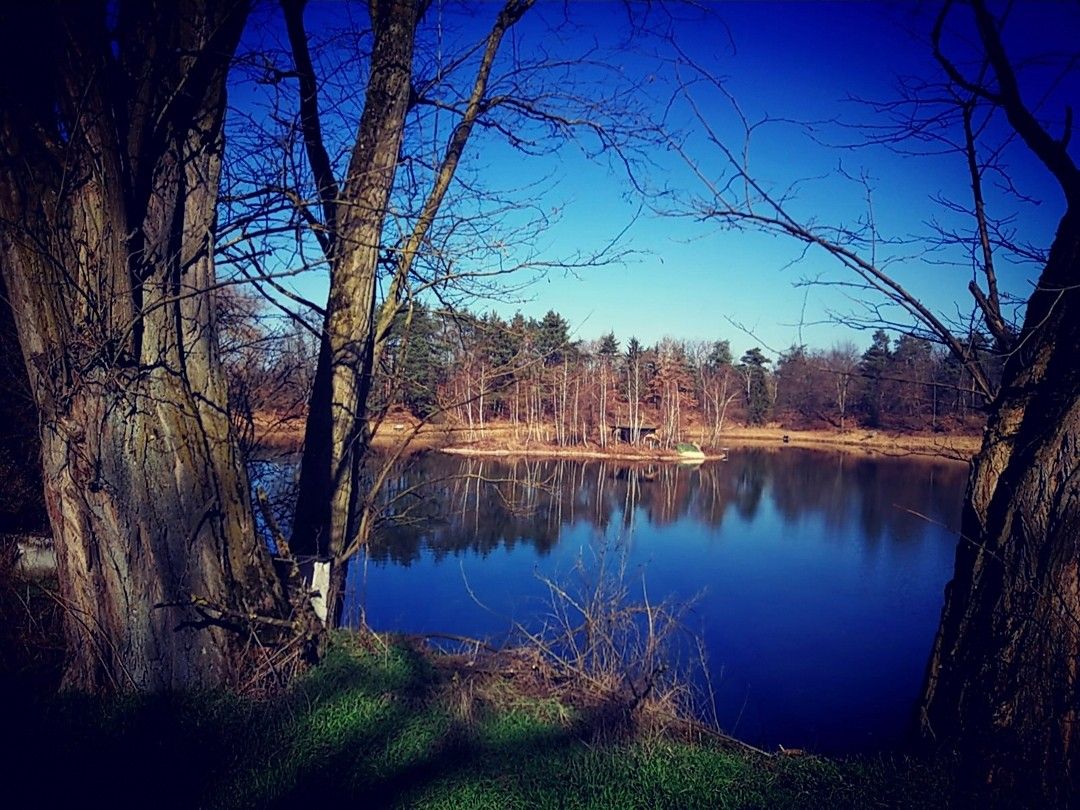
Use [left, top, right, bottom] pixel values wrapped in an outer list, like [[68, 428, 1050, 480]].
[[598, 331, 619, 356], [395, 306, 447, 418], [706, 339, 733, 369], [858, 330, 892, 427], [740, 348, 772, 426], [535, 310, 572, 365]]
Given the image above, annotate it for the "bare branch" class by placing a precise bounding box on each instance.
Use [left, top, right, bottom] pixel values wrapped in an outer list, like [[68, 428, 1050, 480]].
[[281, 0, 340, 252]]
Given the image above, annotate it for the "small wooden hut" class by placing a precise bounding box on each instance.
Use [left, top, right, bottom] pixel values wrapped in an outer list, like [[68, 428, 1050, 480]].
[[609, 424, 660, 445]]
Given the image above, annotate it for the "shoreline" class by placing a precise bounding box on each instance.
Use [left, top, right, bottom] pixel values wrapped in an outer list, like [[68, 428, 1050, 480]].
[[437, 446, 725, 462], [430, 426, 979, 463], [256, 418, 981, 463]]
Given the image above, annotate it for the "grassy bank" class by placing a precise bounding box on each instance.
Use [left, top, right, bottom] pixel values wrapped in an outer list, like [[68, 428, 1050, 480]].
[[5, 633, 960, 809]]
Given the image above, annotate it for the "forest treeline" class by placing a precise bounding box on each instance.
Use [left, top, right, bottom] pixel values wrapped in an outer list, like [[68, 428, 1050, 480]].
[[224, 297, 992, 449]]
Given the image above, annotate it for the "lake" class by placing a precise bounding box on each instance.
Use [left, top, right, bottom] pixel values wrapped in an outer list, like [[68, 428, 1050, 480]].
[[334, 448, 967, 754]]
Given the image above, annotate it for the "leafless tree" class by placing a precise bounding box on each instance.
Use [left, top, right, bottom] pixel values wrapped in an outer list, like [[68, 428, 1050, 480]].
[[823, 342, 860, 431], [0, 0, 305, 690], [666, 0, 1080, 798], [219, 0, 653, 618]]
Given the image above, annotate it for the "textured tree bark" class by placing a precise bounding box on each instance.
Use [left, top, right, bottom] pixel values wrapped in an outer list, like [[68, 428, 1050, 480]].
[[916, 2, 1080, 800], [919, 208, 1080, 801], [290, 0, 421, 571], [287, 2, 533, 609], [0, 0, 288, 691]]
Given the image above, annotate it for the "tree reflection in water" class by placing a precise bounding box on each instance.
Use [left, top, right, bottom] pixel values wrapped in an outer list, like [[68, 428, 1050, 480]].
[[255, 447, 967, 753], [358, 449, 966, 565]]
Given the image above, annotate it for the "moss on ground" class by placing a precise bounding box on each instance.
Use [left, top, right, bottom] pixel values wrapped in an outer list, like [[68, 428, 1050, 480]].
[[5, 634, 961, 809]]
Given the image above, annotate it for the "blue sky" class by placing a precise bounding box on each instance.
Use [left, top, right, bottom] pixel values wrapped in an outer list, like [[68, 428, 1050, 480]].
[[229, 1, 1078, 358]]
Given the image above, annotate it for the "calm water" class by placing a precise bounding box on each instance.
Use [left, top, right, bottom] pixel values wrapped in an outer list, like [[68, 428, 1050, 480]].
[[335, 448, 966, 754]]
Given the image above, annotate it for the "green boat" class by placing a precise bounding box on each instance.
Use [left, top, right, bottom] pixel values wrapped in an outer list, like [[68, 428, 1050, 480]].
[[675, 442, 706, 461]]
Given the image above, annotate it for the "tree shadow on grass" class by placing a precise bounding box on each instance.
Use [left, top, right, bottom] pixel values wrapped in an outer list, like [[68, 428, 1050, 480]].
[[1, 643, 962, 809], [264, 714, 561, 808], [265, 687, 672, 808], [1, 640, 626, 809]]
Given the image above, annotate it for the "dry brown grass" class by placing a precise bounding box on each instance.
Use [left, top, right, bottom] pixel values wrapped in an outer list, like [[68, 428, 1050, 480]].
[[251, 409, 980, 461], [438, 421, 979, 462], [394, 537, 732, 749], [251, 411, 307, 453], [252, 410, 459, 454], [692, 425, 980, 461]]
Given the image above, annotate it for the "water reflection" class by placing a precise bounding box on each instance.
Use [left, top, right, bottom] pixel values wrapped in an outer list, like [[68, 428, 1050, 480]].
[[332, 448, 967, 755], [364, 449, 965, 565]]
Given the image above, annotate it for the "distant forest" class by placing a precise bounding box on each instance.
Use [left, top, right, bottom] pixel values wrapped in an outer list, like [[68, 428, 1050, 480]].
[[220, 293, 994, 449]]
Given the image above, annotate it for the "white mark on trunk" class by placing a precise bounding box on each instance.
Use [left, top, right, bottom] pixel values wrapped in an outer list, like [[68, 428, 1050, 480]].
[[310, 560, 331, 624]]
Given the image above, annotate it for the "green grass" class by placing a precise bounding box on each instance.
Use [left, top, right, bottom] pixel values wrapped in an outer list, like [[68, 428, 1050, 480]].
[[4, 634, 959, 809]]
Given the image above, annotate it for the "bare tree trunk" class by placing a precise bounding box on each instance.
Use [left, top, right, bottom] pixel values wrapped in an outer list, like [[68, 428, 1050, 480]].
[[287, 1, 533, 609], [572, 370, 579, 445], [710, 371, 736, 444], [479, 363, 486, 434], [627, 360, 641, 445], [565, 360, 574, 447], [0, 0, 289, 691], [919, 210, 1080, 801], [290, 0, 420, 565], [551, 385, 559, 446], [599, 361, 607, 447], [841, 379, 848, 431], [511, 380, 518, 440]]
